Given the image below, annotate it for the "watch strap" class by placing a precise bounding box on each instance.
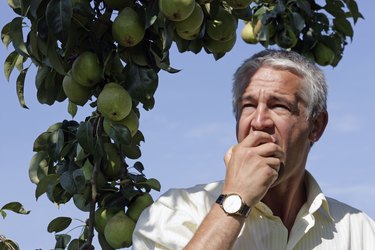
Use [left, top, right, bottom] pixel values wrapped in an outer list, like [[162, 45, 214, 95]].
[[216, 194, 251, 218]]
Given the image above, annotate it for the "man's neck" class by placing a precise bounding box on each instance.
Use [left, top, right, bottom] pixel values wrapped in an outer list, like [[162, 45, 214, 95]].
[[261, 172, 307, 233]]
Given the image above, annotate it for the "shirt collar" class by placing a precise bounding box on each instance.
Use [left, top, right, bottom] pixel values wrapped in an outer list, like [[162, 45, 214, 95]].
[[304, 171, 334, 221], [253, 171, 334, 221]]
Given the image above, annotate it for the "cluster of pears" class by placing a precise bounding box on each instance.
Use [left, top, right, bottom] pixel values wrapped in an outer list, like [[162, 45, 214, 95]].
[[62, 51, 103, 106], [94, 193, 154, 248], [159, 0, 241, 54], [97, 82, 140, 138]]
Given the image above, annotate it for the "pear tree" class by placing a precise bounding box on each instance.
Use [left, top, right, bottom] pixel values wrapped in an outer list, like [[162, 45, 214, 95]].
[[1, 0, 362, 248]]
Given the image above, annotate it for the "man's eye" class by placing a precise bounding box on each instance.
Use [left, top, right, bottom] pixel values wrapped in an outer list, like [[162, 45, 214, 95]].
[[274, 104, 290, 111]]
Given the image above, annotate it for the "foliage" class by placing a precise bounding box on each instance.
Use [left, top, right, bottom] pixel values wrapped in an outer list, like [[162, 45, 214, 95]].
[[1, 0, 362, 248], [0, 202, 29, 250]]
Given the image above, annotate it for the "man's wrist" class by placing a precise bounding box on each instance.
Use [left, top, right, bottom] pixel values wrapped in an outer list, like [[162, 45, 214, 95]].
[[216, 193, 251, 218]]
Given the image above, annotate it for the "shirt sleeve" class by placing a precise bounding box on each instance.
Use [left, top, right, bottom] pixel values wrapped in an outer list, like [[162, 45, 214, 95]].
[[132, 185, 218, 250]]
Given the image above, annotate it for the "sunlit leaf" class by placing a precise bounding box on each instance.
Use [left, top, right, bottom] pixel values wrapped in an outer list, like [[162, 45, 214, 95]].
[[68, 101, 77, 118], [1, 202, 30, 215], [35, 174, 59, 199], [47, 217, 72, 233], [16, 68, 29, 109], [4, 50, 19, 81], [0, 239, 19, 250], [9, 17, 29, 58], [48, 129, 64, 161], [29, 151, 49, 184], [1, 22, 12, 48]]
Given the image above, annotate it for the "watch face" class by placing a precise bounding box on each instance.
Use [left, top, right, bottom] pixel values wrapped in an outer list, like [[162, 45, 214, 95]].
[[222, 194, 242, 214]]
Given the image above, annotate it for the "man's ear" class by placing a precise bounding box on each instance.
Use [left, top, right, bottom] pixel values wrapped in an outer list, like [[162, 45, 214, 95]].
[[309, 111, 328, 143]]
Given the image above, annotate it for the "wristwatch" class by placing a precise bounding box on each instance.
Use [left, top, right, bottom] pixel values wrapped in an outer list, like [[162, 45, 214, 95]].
[[216, 193, 251, 218]]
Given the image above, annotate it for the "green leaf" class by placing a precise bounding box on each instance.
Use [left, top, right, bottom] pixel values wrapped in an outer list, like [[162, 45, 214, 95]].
[[333, 17, 353, 38], [16, 68, 29, 109], [67, 239, 85, 250], [48, 129, 64, 161], [46, 40, 66, 75], [4, 50, 19, 81], [73, 169, 86, 193], [54, 234, 72, 249], [324, 0, 346, 18], [77, 121, 95, 154], [1, 202, 30, 215], [108, 123, 132, 146], [35, 174, 59, 200], [296, 0, 312, 17], [9, 17, 29, 58], [73, 193, 90, 212], [47, 217, 72, 233], [136, 178, 161, 192], [29, 0, 43, 19], [347, 0, 363, 23], [0, 239, 19, 250], [29, 151, 49, 184], [1, 22, 12, 48], [33, 132, 50, 152], [68, 101, 78, 118], [7, 0, 30, 15], [47, 183, 72, 204], [125, 64, 158, 110], [46, 0, 72, 42], [60, 171, 77, 195], [0, 210, 7, 219], [81, 159, 93, 181], [290, 12, 305, 32]]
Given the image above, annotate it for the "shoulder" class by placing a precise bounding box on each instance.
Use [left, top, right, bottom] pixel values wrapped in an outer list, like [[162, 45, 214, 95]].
[[156, 180, 223, 212], [326, 196, 375, 228]]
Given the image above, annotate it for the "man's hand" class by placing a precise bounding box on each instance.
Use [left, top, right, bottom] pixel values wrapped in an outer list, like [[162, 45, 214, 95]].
[[223, 131, 285, 206]]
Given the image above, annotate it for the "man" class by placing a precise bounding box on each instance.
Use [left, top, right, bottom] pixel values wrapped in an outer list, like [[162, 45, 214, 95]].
[[132, 50, 375, 249]]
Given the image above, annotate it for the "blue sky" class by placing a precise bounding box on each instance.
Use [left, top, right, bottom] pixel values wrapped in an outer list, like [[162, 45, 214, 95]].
[[1, 1, 374, 248]]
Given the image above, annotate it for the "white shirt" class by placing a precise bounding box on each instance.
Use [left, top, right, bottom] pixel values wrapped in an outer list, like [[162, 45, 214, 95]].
[[132, 172, 375, 249]]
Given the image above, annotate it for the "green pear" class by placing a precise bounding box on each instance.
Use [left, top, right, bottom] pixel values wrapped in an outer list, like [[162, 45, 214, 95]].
[[104, 210, 135, 248], [314, 42, 335, 66], [97, 82, 132, 121], [62, 71, 92, 106], [94, 207, 119, 234], [174, 3, 204, 34], [159, 0, 195, 21], [204, 34, 237, 54], [241, 22, 258, 44], [126, 193, 153, 222], [112, 7, 145, 47], [71, 51, 102, 87]]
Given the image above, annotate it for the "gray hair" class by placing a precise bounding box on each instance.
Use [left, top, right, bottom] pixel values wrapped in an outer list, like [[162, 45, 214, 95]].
[[232, 49, 327, 120]]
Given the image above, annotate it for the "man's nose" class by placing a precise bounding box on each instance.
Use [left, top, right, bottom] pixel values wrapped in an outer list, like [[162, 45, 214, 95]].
[[250, 105, 274, 132]]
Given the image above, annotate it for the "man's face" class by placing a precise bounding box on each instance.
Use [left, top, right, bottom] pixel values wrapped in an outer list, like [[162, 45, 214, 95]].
[[236, 67, 314, 184]]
